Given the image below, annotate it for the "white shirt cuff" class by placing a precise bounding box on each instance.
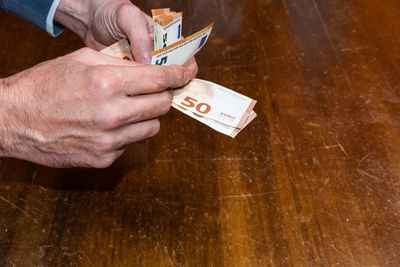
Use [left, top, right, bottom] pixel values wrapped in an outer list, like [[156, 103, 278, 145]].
[[46, 0, 62, 36]]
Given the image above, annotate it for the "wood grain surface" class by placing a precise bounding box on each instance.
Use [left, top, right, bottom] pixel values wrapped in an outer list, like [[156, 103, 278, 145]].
[[1, 0, 400, 266]]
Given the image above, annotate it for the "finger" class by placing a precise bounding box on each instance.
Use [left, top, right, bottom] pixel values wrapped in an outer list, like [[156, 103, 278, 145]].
[[91, 149, 125, 168], [144, 13, 154, 34], [145, 14, 155, 41], [104, 119, 161, 151], [118, 64, 189, 95], [117, 119, 161, 146], [70, 47, 138, 67], [183, 57, 199, 81], [128, 19, 153, 64], [118, 8, 154, 64], [112, 91, 172, 126], [178, 35, 198, 81]]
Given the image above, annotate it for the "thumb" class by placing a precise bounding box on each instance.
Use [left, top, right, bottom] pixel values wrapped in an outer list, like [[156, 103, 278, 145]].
[[119, 9, 154, 64]]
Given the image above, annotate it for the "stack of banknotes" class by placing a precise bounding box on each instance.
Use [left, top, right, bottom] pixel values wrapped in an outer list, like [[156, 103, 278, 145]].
[[100, 8, 257, 138], [152, 8, 182, 51]]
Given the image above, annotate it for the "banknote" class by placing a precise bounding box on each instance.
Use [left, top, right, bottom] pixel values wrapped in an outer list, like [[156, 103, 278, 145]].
[[100, 39, 133, 61], [101, 23, 212, 67], [171, 106, 257, 138], [151, 24, 213, 66], [100, 10, 256, 137], [172, 79, 256, 129], [151, 8, 170, 18], [172, 79, 257, 138], [152, 9, 182, 51]]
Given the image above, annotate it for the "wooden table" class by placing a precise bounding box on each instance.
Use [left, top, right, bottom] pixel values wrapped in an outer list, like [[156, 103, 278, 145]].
[[1, 0, 400, 265]]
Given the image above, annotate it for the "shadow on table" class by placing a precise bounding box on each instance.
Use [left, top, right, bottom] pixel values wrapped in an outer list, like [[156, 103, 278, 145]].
[[0, 142, 149, 192]]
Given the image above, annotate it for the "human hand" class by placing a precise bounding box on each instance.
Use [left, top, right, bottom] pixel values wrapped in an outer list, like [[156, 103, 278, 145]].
[[0, 48, 189, 168], [60, 0, 155, 63], [55, 0, 152, 62], [55, 0, 198, 82]]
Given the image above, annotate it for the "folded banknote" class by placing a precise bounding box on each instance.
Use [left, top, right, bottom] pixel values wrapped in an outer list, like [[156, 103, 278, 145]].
[[151, 23, 213, 66], [172, 79, 257, 138], [152, 8, 183, 51]]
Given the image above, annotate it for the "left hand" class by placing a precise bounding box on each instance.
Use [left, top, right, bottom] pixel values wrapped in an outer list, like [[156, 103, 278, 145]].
[[85, 0, 154, 63], [55, 0, 198, 79]]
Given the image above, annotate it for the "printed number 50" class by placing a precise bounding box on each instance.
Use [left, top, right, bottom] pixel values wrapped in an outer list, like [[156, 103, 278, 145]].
[[181, 96, 211, 114]]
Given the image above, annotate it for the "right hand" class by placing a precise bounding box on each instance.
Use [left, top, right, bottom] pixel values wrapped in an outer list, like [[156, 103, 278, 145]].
[[0, 48, 190, 168]]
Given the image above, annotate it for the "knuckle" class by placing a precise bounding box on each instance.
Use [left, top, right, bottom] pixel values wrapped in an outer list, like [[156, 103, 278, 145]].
[[159, 91, 172, 114], [95, 106, 122, 129], [175, 65, 186, 81], [104, 114, 121, 129], [92, 155, 115, 168], [118, 3, 140, 16], [88, 67, 122, 94], [149, 119, 161, 137], [154, 68, 170, 90], [96, 135, 116, 152], [80, 47, 93, 53], [192, 64, 199, 77], [102, 115, 120, 129], [79, 47, 93, 55], [69, 47, 92, 60], [169, 65, 185, 84]]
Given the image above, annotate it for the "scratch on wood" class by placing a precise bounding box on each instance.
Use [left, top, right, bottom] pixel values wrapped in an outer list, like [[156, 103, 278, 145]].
[[221, 236, 251, 249], [323, 139, 349, 158], [334, 139, 349, 158], [307, 122, 321, 127], [340, 46, 371, 52], [331, 244, 366, 266], [155, 158, 258, 162], [217, 191, 277, 199], [39, 185, 48, 191], [154, 199, 177, 216], [0, 194, 38, 224], [322, 210, 347, 227], [358, 154, 370, 165], [323, 143, 340, 149], [80, 250, 94, 267], [62, 250, 94, 267], [357, 169, 384, 183], [151, 226, 173, 265], [240, 234, 268, 247], [310, 0, 355, 94]]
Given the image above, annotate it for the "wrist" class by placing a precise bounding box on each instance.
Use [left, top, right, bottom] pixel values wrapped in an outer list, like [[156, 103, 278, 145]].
[[55, 0, 93, 38], [0, 79, 14, 157]]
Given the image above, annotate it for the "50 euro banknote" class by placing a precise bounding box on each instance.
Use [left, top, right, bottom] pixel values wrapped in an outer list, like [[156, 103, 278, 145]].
[[172, 79, 257, 138]]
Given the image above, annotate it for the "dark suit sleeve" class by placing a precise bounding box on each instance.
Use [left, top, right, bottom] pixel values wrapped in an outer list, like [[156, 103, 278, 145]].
[[0, 0, 64, 36]]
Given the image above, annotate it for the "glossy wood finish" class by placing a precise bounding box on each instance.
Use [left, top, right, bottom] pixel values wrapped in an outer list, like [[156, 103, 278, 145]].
[[1, 0, 400, 265]]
